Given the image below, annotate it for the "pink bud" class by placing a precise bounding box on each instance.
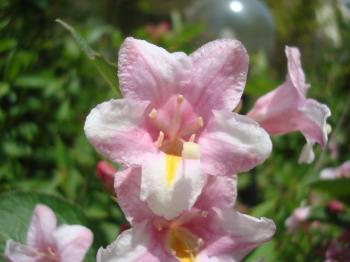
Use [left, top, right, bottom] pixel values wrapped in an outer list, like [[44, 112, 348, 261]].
[[327, 200, 345, 214], [96, 161, 116, 194]]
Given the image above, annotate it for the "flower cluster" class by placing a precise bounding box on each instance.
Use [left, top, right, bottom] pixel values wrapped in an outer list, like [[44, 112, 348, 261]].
[[84, 37, 330, 261]]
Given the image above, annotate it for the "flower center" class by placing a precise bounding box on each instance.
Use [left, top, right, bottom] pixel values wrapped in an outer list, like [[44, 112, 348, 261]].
[[153, 210, 207, 262], [34, 246, 59, 261], [148, 94, 203, 157]]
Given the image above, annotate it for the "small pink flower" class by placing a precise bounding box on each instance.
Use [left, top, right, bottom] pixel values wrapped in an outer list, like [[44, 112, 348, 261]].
[[285, 206, 311, 233], [145, 21, 170, 40], [320, 160, 350, 179], [248, 46, 331, 164], [96, 168, 276, 261], [96, 161, 117, 193], [5, 204, 93, 262]]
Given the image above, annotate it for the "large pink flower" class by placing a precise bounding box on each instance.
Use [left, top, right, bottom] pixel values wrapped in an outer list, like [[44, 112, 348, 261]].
[[5, 204, 93, 262], [84, 37, 272, 177], [96, 168, 276, 261], [248, 46, 331, 163]]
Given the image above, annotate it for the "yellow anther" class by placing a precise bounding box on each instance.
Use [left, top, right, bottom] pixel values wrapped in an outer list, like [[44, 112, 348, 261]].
[[149, 109, 157, 119], [199, 211, 208, 218], [177, 94, 184, 104], [182, 142, 200, 160]]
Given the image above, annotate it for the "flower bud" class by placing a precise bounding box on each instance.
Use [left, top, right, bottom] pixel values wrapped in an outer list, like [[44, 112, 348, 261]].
[[96, 161, 116, 194]]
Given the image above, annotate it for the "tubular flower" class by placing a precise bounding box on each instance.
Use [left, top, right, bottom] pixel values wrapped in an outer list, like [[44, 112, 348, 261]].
[[285, 206, 311, 233], [320, 160, 350, 179], [5, 204, 93, 262], [84, 37, 272, 178], [96, 168, 276, 262], [248, 46, 331, 164]]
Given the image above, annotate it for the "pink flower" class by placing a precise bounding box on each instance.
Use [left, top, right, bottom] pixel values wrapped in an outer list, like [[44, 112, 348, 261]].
[[96, 161, 117, 193], [96, 168, 276, 261], [85, 37, 272, 174], [85, 38, 272, 219], [320, 160, 350, 179], [5, 204, 93, 262], [248, 46, 331, 164], [285, 206, 311, 233]]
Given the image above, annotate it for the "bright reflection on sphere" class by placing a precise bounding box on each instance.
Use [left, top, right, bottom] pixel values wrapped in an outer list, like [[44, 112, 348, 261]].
[[230, 1, 243, 13]]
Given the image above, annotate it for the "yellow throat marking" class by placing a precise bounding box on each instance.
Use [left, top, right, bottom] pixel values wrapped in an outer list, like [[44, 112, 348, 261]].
[[169, 229, 198, 262], [165, 154, 181, 187]]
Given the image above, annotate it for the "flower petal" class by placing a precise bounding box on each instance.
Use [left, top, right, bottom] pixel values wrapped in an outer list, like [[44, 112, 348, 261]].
[[195, 175, 237, 210], [84, 98, 156, 166], [199, 111, 272, 176], [298, 141, 315, 164], [285, 46, 309, 94], [297, 99, 331, 147], [118, 37, 191, 105], [202, 209, 275, 260], [140, 152, 206, 220], [97, 222, 175, 262], [5, 240, 38, 262], [115, 167, 154, 224], [53, 225, 93, 262], [27, 204, 57, 249], [189, 39, 248, 114]]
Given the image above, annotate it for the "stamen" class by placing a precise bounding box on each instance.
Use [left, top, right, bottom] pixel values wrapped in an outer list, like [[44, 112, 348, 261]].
[[179, 116, 204, 138], [155, 131, 165, 147], [199, 211, 208, 218], [149, 108, 157, 119], [170, 94, 184, 140], [189, 134, 196, 142], [177, 94, 184, 104]]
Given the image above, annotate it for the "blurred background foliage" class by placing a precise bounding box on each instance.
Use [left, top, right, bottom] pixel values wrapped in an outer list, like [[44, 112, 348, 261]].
[[1, 0, 350, 261]]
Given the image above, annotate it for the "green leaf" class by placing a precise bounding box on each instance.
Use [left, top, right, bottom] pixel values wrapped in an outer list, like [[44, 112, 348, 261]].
[[55, 19, 121, 97], [0, 191, 95, 261], [310, 178, 350, 198]]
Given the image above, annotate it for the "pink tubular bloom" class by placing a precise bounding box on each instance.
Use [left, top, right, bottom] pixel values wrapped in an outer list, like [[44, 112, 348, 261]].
[[96, 168, 276, 262], [320, 160, 350, 180], [5, 204, 93, 262], [285, 206, 311, 233], [248, 46, 331, 164], [84, 37, 272, 177], [96, 161, 117, 193]]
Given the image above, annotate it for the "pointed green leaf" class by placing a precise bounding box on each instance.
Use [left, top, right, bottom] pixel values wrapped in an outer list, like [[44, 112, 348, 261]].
[[56, 19, 121, 97]]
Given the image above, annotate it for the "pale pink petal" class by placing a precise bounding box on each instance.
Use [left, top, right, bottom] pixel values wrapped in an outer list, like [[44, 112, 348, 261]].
[[320, 160, 350, 179], [195, 175, 237, 210], [285, 206, 310, 233], [201, 209, 275, 260], [97, 222, 175, 262], [140, 152, 206, 220], [297, 99, 331, 146], [199, 111, 272, 176], [118, 37, 191, 105], [5, 240, 38, 262], [285, 46, 309, 94], [84, 99, 156, 166], [298, 141, 315, 164], [27, 204, 57, 249], [115, 167, 154, 224], [188, 39, 248, 115], [53, 225, 93, 262]]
